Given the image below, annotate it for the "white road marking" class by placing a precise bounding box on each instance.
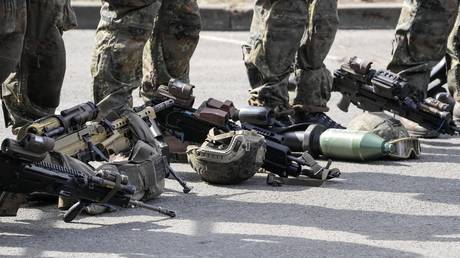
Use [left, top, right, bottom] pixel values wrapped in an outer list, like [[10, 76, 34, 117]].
[[200, 35, 245, 45], [200, 34, 338, 61]]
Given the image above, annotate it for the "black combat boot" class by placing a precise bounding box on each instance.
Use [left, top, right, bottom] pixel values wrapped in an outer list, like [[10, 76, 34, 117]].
[[294, 112, 345, 129]]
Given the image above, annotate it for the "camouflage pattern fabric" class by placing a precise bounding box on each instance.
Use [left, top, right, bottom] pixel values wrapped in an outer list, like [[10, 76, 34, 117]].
[[1, 0, 77, 129], [0, 0, 26, 84], [91, 0, 201, 118], [187, 129, 266, 185], [244, 0, 338, 113], [347, 112, 410, 142], [387, 0, 459, 100], [448, 7, 460, 102]]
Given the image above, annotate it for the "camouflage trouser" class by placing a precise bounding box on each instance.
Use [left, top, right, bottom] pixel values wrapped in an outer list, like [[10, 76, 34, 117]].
[[0, 0, 26, 84], [91, 0, 201, 118], [387, 0, 459, 99], [448, 8, 460, 102], [0, 0, 76, 129], [243, 0, 338, 113]]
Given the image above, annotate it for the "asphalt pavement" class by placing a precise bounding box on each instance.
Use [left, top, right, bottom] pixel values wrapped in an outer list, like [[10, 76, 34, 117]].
[[0, 30, 459, 257]]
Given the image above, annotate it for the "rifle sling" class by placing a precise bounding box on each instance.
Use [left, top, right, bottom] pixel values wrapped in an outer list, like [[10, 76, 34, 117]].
[[301, 152, 324, 176], [100, 173, 122, 204]]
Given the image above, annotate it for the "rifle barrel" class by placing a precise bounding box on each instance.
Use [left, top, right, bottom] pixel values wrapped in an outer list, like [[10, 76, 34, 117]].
[[129, 200, 176, 218]]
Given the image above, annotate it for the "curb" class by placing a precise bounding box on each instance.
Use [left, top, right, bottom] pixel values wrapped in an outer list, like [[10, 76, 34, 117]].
[[73, 3, 401, 30]]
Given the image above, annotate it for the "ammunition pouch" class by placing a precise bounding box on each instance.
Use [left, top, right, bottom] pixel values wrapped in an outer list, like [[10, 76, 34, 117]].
[[98, 141, 166, 201]]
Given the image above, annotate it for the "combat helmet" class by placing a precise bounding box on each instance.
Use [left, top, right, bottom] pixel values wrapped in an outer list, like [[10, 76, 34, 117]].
[[187, 128, 266, 184]]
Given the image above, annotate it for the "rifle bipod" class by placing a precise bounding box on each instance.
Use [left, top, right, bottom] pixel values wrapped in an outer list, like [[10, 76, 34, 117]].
[[167, 164, 193, 193], [64, 199, 176, 223]]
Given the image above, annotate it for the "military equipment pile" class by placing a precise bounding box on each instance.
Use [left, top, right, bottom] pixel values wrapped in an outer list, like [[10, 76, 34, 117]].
[[2, 56, 456, 220], [1, 5, 459, 256]]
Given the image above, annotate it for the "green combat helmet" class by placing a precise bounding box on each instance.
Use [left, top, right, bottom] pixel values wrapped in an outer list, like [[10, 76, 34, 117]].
[[347, 112, 410, 141], [347, 112, 421, 160], [187, 129, 266, 185]]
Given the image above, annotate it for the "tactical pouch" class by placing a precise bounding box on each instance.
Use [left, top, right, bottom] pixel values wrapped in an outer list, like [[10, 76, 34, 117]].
[[98, 141, 166, 201]]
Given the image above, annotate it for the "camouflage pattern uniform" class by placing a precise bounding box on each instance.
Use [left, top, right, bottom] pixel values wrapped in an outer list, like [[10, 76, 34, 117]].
[[387, 0, 459, 100], [243, 0, 339, 113], [448, 7, 460, 103], [1, 0, 77, 128], [91, 0, 201, 118], [0, 0, 26, 84]]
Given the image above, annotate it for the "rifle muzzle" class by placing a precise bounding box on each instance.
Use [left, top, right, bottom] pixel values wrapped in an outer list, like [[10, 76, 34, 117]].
[[234, 106, 275, 126], [1, 134, 55, 162], [168, 79, 195, 100], [26, 102, 98, 137], [282, 124, 326, 157]]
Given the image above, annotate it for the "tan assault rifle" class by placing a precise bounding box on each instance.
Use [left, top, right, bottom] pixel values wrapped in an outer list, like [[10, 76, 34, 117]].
[[21, 100, 192, 193]]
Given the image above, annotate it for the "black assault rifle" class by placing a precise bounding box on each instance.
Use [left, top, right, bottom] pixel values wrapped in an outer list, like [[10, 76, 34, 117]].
[[0, 134, 176, 222], [333, 57, 460, 135], [146, 80, 340, 182]]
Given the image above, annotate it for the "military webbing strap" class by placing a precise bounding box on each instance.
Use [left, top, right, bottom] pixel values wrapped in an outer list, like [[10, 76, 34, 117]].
[[301, 151, 328, 181], [100, 173, 122, 204], [206, 130, 236, 143]]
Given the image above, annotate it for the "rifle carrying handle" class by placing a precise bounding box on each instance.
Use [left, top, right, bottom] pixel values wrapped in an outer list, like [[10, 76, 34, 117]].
[[337, 94, 351, 112]]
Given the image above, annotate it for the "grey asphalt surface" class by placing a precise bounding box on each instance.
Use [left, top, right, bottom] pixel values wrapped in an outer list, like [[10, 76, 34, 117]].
[[1, 30, 460, 258]]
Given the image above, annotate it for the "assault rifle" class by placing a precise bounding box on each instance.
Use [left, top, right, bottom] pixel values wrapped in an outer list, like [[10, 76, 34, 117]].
[[0, 134, 175, 222], [147, 80, 340, 182], [333, 56, 460, 135], [23, 100, 192, 193]]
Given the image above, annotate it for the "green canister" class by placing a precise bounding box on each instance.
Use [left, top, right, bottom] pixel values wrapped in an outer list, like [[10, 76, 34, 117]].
[[319, 129, 392, 161]]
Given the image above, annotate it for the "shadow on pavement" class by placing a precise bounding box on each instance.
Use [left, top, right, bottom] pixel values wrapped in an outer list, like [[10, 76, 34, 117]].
[[325, 171, 460, 205], [172, 170, 328, 192], [1, 189, 458, 256], [0, 201, 425, 258]]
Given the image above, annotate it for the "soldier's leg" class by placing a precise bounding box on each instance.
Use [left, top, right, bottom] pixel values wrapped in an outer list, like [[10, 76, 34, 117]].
[[243, 0, 308, 112], [2, 0, 76, 129], [91, 0, 161, 118], [141, 0, 201, 97], [0, 1, 27, 215], [387, 0, 458, 99], [448, 7, 460, 124], [448, 8, 460, 102], [0, 0, 26, 84], [294, 0, 338, 113]]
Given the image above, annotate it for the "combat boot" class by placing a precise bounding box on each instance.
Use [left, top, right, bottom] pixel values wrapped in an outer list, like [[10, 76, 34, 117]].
[[293, 111, 345, 129], [399, 117, 440, 138]]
